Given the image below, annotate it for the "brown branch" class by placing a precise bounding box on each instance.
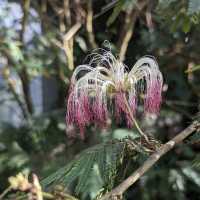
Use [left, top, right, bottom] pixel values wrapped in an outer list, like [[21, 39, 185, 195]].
[[62, 0, 73, 70], [63, 0, 71, 26], [18, 68, 34, 114], [63, 39, 74, 70], [48, 0, 76, 70], [94, 0, 119, 19], [19, 0, 34, 114], [117, 0, 147, 61], [117, 10, 138, 62], [40, 0, 48, 31], [99, 121, 200, 200], [1, 46, 31, 119], [2, 66, 29, 119], [62, 22, 82, 70], [63, 22, 82, 41], [61, 22, 82, 71], [145, 0, 154, 30], [20, 0, 30, 43], [86, 0, 97, 49]]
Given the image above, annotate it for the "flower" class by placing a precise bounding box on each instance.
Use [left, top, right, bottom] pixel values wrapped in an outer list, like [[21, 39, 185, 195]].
[[8, 173, 31, 191], [66, 49, 163, 139]]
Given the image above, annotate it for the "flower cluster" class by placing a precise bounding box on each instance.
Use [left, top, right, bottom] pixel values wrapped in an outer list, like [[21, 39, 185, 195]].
[[66, 49, 163, 139]]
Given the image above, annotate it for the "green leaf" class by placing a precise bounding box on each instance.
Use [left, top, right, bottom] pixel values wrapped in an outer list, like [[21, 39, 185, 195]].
[[75, 152, 96, 194], [8, 42, 23, 62], [106, 0, 138, 26], [191, 12, 200, 24], [107, 0, 125, 26], [182, 166, 200, 186], [185, 65, 200, 73], [112, 128, 139, 140], [158, 0, 177, 9], [170, 13, 184, 32], [41, 139, 145, 198], [182, 16, 191, 33], [192, 155, 200, 169]]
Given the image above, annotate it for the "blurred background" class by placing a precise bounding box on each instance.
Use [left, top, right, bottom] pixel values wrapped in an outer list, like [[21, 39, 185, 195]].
[[0, 0, 200, 199]]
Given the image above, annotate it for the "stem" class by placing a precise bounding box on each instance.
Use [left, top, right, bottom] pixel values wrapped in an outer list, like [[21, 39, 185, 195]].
[[117, 0, 147, 61], [0, 188, 77, 200], [56, 192, 79, 200], [2, 67, 30, 119], [19, 0, 34, 114], [99, 121, 199, 200], [42, 192, 54, 199], [0, 186, 11, 199], [86, 0, 97, 49], [123, 94, 149, 141], [132, 117, 149, 141]]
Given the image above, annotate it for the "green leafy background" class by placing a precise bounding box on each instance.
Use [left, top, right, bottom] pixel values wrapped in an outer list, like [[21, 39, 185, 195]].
[[0, 0, 200, 199]]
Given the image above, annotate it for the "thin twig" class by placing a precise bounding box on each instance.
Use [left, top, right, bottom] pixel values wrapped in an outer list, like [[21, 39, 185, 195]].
[[48, 0, 75, 70], [63, 22, 82, 41], [86, 0, 97, 49], [2, 67, 29, 119], [165, 100, 198, 107], [62, 0, 82, 70], [145, 0, 154, 30], [117, 0, 147, 61], [63, 39, 74, 70], [99, 121, 199, 200], [123, 94, 149, 141], [19, 0, 34, 114], [63, 0, 71, 26], [94, 0, 119, 19], [1, 49, 30, 119], [0, 186, 11, 200], [20, 0, 30, 43]]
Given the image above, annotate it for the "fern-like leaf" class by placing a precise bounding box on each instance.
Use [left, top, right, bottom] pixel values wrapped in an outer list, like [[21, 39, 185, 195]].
[[75, 152, 96, 194], [187, 130, 200, 145], [193, 155, 200, 170], [41, 138, 149, 198]]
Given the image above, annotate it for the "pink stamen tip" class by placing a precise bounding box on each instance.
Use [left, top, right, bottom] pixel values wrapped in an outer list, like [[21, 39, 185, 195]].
[[145, 79, 162, 113]]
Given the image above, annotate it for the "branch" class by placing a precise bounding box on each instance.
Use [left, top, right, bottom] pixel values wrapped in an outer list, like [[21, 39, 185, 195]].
[[145, 0, 154, 30], [62, 22, 82, 71], [20, 0, 30, 43], [1, 49, 30, 119], [122, 94, 149, 141], [2, 67, 29, 119], [62, 23, 82, 71], [94, 0, 119, 19], [117, 0, 147, 61], [19, 0, 34, 114], [19, 68, 34, 114], [86, 0, 97, 49], [99, 121, 200, 200], [63, 22, 82, 41]]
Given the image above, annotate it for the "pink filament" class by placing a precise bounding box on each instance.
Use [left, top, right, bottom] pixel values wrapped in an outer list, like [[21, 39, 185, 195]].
[[114, 92, 136, 128], [92, 96, 108, 128], [66, 89, 109, 139], [66, 78, 162, 139], [144, 78, 162, 114]]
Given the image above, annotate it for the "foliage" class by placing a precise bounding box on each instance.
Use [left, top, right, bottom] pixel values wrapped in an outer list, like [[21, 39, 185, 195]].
[[0, 0, 200, 199], [43, 139, 127, 198]]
